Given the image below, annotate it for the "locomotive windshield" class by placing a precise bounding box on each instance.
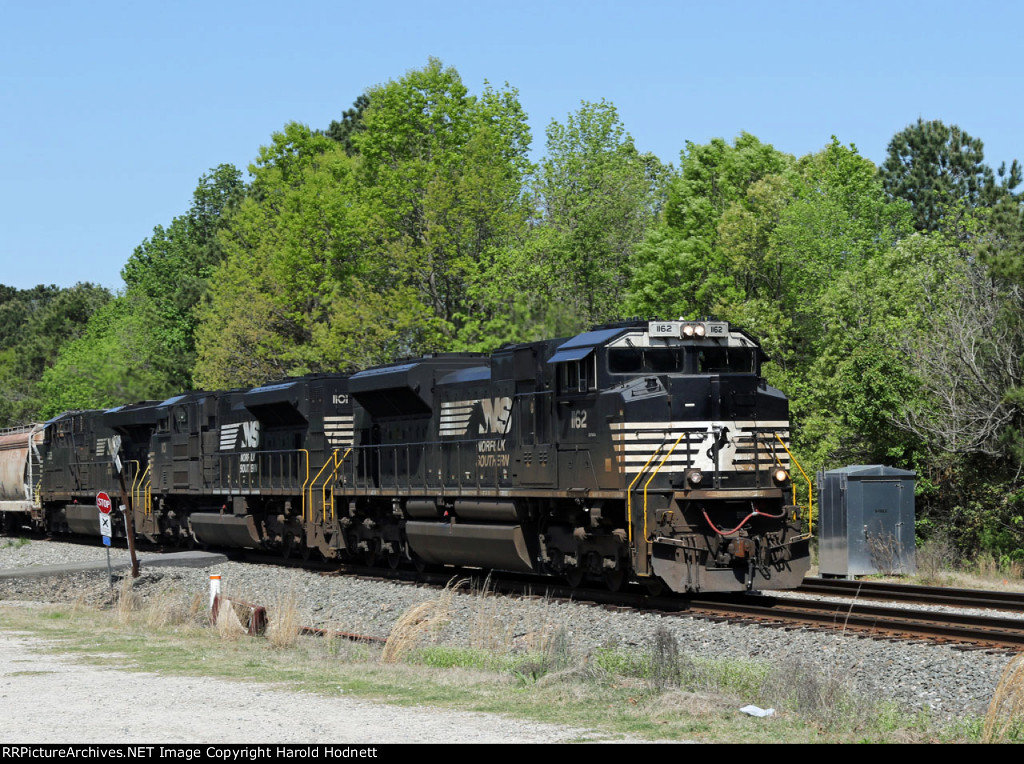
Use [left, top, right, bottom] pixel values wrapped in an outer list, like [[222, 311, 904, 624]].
[[608, 347, 685, 374], [697, 347, 756, 374], [607, 346, 756, 375]]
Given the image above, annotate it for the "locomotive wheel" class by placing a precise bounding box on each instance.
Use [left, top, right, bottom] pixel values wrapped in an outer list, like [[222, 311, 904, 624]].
[[603, 566, 626, 593], [362, 543, 379, 568], [386, 547, 401, 570], [281, 533, 294, 559], [564, 566, 584, 588]]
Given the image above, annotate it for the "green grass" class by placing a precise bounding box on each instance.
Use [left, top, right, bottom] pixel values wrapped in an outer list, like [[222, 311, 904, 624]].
[[0, 596, 1002, 744]]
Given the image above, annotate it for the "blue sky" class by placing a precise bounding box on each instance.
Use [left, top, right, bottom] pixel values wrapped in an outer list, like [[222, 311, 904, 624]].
[[2, 0, 1021, 292]]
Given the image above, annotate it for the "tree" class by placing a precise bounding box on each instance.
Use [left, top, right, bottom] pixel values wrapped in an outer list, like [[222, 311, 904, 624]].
[[895, 255, 1024, 462], [880, 118, 1021, 233], [324, 94, 370, 155], [533, 100, 669, 326], [0, 282, 113, 425], [37, 296, 179, 416], [626, 133, 792, 321], [195, 127, 362, 388], [119, 164, 246, 389], [978, 194, 1024, 285], [351, 59, 535, 350], [195, 60, 537, 388]]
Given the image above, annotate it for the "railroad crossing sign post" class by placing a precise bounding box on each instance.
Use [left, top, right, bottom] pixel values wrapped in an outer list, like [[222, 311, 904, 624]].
[[97, 491, 113, 588]]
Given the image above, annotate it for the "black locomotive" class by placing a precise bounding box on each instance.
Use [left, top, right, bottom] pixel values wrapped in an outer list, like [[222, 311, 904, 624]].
[[0, 319, 811, 593]]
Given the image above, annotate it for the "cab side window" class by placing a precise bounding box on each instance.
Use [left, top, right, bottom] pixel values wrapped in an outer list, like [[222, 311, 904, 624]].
[[558, 355, 597, 394]]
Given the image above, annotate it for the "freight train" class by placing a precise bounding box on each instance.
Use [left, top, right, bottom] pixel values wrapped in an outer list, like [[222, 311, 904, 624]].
[[0, 319, 811, 593]]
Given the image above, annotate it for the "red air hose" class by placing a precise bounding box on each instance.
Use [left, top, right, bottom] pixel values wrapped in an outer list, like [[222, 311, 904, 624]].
[[702, 502, 785, 537]]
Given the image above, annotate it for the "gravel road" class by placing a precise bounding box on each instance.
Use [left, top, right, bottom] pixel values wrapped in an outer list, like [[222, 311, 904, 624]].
[[0, 628, 633, 744]]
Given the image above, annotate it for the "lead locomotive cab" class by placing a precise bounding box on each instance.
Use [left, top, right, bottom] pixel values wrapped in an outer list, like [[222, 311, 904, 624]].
[[540, 319, 808, 593]]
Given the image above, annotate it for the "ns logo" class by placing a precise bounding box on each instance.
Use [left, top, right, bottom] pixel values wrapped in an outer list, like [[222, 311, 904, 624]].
[[480, 397, 512, 435]]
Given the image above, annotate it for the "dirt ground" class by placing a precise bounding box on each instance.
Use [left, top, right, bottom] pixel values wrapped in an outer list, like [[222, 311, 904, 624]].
[[0, 630, 645, 745]]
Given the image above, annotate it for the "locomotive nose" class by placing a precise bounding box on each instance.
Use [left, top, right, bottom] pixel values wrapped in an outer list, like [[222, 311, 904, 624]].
[[666, 374, 761, 421]]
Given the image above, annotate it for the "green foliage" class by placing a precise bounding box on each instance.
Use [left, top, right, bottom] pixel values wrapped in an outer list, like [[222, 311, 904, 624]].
[[414, 646, 497, 670], [534, 99, 670, 326], [978, 195, 1024, 285], [0, 282, 113, 425], [195, 60, 537, 388], [37, 296, 180, 416], [626, 132, 793, 321], [880, 118, 1021, 234]]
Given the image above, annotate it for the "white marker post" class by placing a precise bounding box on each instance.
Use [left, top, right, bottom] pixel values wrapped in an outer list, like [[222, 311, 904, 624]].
[[209, 574, 221, 613]]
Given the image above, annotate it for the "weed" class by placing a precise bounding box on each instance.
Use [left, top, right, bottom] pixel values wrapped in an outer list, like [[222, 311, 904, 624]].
[[761, 655, 875, 730], [381, 578, 465, 664], [975, 552, 1024, 581], [267, 591, 300, 649], [915, 535, 957, 584], [114, 575, 139, 625], [649, 627, 686, 690], [983, 652, 1024, 742], [865, 531, 904, 576], [214, 598, 247, 640]]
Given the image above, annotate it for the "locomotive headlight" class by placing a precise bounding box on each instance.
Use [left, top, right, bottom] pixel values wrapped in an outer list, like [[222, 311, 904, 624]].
[[686, 469, 704, 486], [773, 468, 790, 485], [694, 324, 706, 337], [682, 324, 695, 337]]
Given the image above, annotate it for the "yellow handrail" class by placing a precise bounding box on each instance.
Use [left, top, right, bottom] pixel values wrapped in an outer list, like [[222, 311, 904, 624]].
[[134, 462, 151, 515], [774, 433, 814, 536], [642, 432, 687, 543], [626, 444, 665, 547], [128, 460, 141, 507], [308, 450, 339, 523], [323, 448, 352, 521]]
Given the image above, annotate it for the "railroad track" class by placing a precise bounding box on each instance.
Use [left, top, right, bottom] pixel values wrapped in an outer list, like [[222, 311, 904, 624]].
[[227, 549, 1024, 651], [796, 576, 1024, 611], [675, 595, 1024, 651], [314, 565, 1024, 652], [41, 537, 1024, 651]]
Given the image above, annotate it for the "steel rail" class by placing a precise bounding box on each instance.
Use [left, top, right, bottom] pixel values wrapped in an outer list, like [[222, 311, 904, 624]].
[[797, 577, 1024, 611]]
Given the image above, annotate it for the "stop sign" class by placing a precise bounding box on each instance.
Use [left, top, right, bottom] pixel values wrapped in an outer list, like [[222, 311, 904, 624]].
[[96, 492, 112, 514]]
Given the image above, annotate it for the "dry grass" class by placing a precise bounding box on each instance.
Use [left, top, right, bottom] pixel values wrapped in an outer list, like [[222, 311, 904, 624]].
[[975, 552, 1024, 581], [115, 575, 140, 625], [381, 578, 466, 664], [267, 591, 300, 649], [214, 598, 248, 640], [984, 652, 1024, 743], [466, 576, 560, 655], [139, 588, 191, 630]]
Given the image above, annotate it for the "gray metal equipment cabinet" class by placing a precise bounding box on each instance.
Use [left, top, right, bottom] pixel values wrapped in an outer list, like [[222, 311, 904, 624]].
[[817, 465, 916, 578]]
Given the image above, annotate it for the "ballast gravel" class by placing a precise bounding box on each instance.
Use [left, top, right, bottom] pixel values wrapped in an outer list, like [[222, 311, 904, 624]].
[[0, 540, 1018, 742]]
